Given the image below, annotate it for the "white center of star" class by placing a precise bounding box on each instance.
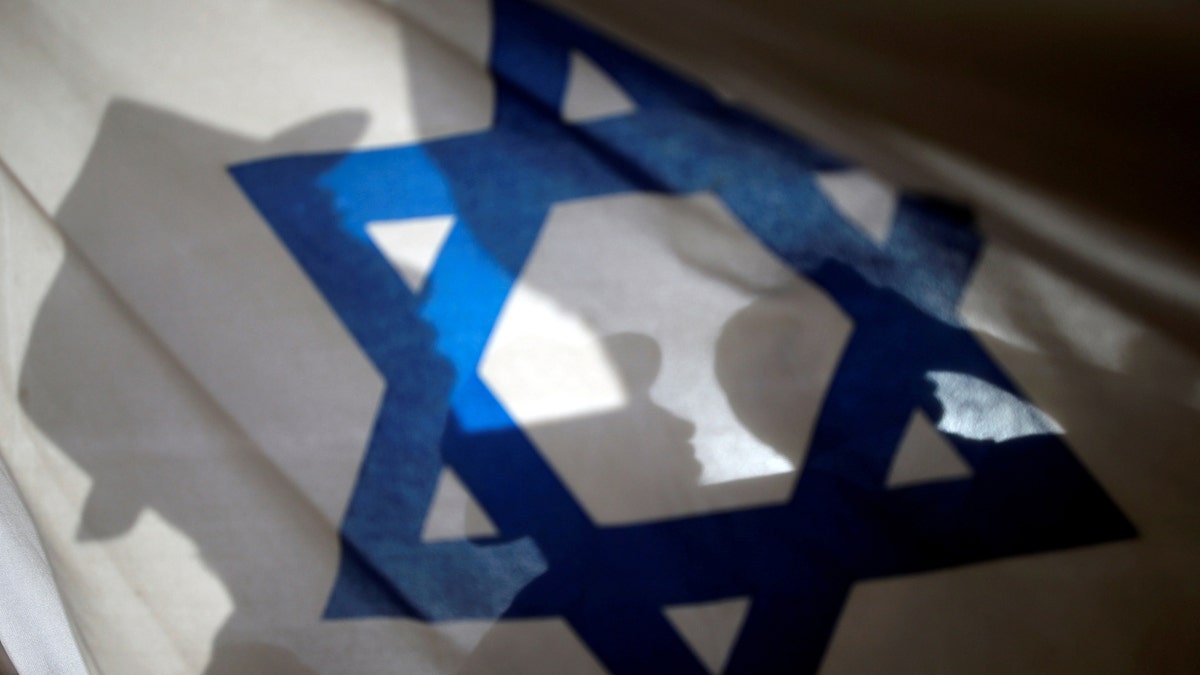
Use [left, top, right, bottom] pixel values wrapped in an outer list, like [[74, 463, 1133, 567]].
[[478, 192, 851, 524]]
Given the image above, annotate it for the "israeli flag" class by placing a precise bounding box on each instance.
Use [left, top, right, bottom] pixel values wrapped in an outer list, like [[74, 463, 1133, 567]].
[[1, 0, 1196, 673]]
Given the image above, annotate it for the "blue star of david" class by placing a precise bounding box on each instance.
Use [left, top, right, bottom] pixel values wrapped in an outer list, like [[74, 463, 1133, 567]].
[[230, 1, 1135, 671]]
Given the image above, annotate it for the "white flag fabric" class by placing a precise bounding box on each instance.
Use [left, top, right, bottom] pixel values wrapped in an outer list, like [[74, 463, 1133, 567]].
[[1, 0, 1199, 673]]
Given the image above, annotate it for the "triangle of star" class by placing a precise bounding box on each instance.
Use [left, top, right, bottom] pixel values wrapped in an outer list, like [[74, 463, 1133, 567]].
[[815, 169, 897, 246], [886, 410, 973, 488], [561, 49, 637, 123], [366, 215, 455, 293], [421, 467, 499, 542], [663, 597, 751, 674]]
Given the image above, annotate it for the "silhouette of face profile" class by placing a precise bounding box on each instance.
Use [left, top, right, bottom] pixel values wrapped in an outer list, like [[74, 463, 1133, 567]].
[[714, 295, 840, 461]]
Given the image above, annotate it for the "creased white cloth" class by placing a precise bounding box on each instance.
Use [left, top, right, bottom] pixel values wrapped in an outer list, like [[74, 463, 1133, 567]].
[[1, 0, 1198, 673]]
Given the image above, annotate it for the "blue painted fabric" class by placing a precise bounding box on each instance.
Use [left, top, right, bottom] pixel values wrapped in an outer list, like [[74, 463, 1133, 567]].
[[230, 1, 1135, 671]]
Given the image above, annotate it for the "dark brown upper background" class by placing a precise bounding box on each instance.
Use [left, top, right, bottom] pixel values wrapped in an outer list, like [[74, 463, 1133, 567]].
[[541, 0, 1198, 242]]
